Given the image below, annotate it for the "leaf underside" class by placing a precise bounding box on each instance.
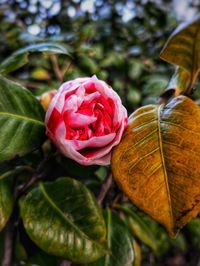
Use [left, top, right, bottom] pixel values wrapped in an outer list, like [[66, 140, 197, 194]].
[[0, 76, 45, 161], [112, 95, 200, 237], [20, 177, 107, 264]]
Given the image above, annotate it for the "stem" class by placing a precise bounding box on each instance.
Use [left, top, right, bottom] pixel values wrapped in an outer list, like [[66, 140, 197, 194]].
[[17, 151, 58, 197], [50, 54, 63, 82], [2, 215, 16, 266], [17, 174, 43, 197], [61, 61, 72, 77], [97, 173, 113, 205]]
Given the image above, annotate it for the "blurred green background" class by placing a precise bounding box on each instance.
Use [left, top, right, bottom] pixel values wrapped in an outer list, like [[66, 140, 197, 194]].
[[1, 0, 199, 115], [1, 1, 200, 265]]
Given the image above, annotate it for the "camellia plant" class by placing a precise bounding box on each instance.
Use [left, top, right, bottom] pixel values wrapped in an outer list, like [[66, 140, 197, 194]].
[[0, 14, 200, 266]]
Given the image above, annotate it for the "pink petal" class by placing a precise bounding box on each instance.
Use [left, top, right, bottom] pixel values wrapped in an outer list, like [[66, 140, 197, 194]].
[[46, 108, 62, 135], [64, 111, 97, 128], [71, 133, 116, 150]]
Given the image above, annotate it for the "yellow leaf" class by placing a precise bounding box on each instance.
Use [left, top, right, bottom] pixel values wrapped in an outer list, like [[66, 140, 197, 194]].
[[112, 96, 200, 237], [160, 15, 200, 94]]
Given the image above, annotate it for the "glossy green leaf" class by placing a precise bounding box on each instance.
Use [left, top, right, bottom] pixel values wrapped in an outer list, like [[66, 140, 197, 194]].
[[88, 209, 135, 266], [20, 177, 107, 264], [0, 53, 28, 76], [119, 205, 157, 252], [0, 170, 15, 231], [0, 42, 70, 74], [0, 76, 45, 161], [160, 15, 200, 93], [122, 205, 186, 257]]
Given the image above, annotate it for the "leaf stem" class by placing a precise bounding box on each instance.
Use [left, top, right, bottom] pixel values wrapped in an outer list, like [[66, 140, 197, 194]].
[[97, 173, 113, 205]]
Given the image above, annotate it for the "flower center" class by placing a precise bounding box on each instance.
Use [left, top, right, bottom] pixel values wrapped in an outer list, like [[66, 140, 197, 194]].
[[64, 95, 117, 140]]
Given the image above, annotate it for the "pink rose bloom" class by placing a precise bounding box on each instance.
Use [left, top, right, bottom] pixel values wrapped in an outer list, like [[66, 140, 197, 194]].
[[45, 76, 127, 165]]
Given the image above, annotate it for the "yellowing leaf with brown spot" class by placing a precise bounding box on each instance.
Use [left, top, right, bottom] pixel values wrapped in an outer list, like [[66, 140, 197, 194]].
[[111, 96, 200, 237]]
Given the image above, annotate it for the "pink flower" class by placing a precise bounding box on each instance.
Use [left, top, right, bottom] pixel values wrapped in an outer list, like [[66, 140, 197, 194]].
[[45, 76, 127, 165]]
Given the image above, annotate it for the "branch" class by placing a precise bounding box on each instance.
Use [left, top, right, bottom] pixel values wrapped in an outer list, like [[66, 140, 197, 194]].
[[50, 54, 63, 82], [61, 61, 72, 77], [17, 151, 58, 197], [97, 173, 113, 205], [2, 215, 16, 266], [17, 174, 43, 198]]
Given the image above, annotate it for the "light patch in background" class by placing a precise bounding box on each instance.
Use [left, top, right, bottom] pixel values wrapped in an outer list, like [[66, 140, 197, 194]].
[[50, 1, 61, 16], [67, 6, 76, 18], [173, 0, 197, 20], [28, 24, 40, 35], [81, 0, 95, 13], [122, 3, 136, 22], [39, 0, 53, 9]]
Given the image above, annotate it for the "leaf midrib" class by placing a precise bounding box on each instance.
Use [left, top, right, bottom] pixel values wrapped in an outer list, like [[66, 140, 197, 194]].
[[157, 105, 174, 228], [0, 112, 44, 126], [39, 182, 104, 247]]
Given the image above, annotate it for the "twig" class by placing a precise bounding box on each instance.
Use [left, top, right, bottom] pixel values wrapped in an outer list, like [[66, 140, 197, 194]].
[[61, 61, 72, 77], [2, 214, 16, 266], [17, 151, 58, 197], [17, 174, 43, 197], [97, 173, 113, 205], [50, 54, 63, 82]]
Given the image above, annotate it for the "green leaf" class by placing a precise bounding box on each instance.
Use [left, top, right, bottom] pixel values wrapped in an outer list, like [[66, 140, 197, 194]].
[[143, 75, 168, 96], [20, 177, 107, 264], [129, 60, 144, 80], [0, 76, 45, 161], [0, 53, 29, 76], [119, 205, 157, 252], [0, 42, 71, 75], [0, 170, 15, 231], [160, 15, 200, 93], [186, 218, 200, 249], [169, 233, 186, 252], [88, 209, 135, 266]]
